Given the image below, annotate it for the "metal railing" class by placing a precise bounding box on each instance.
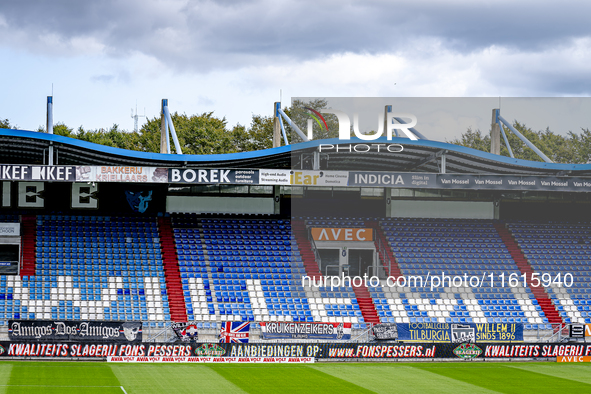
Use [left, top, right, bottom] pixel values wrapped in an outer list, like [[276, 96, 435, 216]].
[[324, 265, 341, 277], [350, 324, 375, 342], [307, 224, 323, 273], [146, 322, 176, 342], [539, 323, 569, 342], [376, 235, 391, 279]]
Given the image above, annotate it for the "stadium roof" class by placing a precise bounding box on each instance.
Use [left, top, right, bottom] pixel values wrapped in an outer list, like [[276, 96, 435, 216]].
[[2, 128, 591, 176]]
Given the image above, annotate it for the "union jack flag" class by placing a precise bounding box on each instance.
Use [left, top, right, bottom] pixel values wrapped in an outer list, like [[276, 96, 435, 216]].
[[219, 322, 250, 343]]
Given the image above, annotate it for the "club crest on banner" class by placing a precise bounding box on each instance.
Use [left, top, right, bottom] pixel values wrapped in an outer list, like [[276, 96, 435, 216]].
[[194, 343, 226, 357], [451, 324, 475, 343], [122, 323, 142, 342], [125, 190, 153, 213]]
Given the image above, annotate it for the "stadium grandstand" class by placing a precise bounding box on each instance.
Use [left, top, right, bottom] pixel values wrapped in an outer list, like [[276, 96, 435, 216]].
[[1, 107, 591, 345]]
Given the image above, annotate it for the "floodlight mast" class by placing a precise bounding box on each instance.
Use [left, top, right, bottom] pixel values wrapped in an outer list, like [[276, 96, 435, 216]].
[[131, 103, 145, 133]]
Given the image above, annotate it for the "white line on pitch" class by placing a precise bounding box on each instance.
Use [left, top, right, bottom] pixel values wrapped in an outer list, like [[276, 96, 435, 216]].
[[120, 386, 129, 394], [0, 385, 121, 388]]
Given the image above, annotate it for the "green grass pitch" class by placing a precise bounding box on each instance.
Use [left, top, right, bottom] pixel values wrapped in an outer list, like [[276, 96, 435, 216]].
[[0, 361, 590, 393]]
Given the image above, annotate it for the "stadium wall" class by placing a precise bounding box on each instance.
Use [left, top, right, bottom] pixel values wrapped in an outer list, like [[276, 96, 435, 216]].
[[166, 196, 274, 214], [501, 200, 591, 221], [389, 200, 495, 219]]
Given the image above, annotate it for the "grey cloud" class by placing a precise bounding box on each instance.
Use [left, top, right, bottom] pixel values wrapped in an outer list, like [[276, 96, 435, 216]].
[[1, 0, 591, 97], [196, 95, 214, 106], [92, 74, 115, 83], [2, 2, 590, 59], [90, 69, 131, 84]]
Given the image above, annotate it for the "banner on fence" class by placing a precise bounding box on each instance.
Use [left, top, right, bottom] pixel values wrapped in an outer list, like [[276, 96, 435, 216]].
[[568, 324, 591, 338], [0, 341, 589, 360], [77, 166, 168, 183], [8, 320, 142, 342], [260, 322, 351, 340], [171, 322, 199, 342], [219, 322, 250, 343], [169, 169, 258, 184], [557, 356, 591, 363], [396, 322, 523, 343], [372, 323, 398, 340]]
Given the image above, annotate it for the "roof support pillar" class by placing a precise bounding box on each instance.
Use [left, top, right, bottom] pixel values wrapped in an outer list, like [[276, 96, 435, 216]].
[[491, 109, 501, 155], [404, 149, 447, 171], [47, 96, 54, 166], [160, 99, 169, 154], [498, 114, 553, 163], [384, 106, 399, 137], [273, 102, 282, 148]]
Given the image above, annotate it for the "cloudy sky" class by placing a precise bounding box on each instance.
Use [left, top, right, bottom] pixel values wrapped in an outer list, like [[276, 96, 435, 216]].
[[1, 0, 591, 140]]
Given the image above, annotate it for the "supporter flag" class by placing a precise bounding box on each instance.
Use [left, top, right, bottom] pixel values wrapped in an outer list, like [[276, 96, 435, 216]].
[[219, 322, 250, 343], [171, 321, 199, 342]]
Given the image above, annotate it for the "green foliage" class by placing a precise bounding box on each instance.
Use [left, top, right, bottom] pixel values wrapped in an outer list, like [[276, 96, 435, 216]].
[[239, 99, 343, 148], [239, 114, 275, 151], [230, 122, 262, 152], [137, 112, 241, 154], [288, 99, 341, 143], [10, 106, 591, 163], [28, 100, 336, 155], [560, 129, 591, 164], [0, 118, 15, 129], [73, 125, 140, 151], [450, 122, 591, 164], [37, 122, 75, 137], [52, 123, 75, 137], [450, 128, 491, 153], [173, 112, 235, 155], [6, 99, 358, 155]]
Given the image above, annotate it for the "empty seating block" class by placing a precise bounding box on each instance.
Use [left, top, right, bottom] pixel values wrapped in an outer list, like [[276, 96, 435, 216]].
[[509, 221, 591, 324], [378, 218, 547, 326], [171, 215, 308, 324], [7, 215, 171, 322], [4, 213, 580, 330]]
